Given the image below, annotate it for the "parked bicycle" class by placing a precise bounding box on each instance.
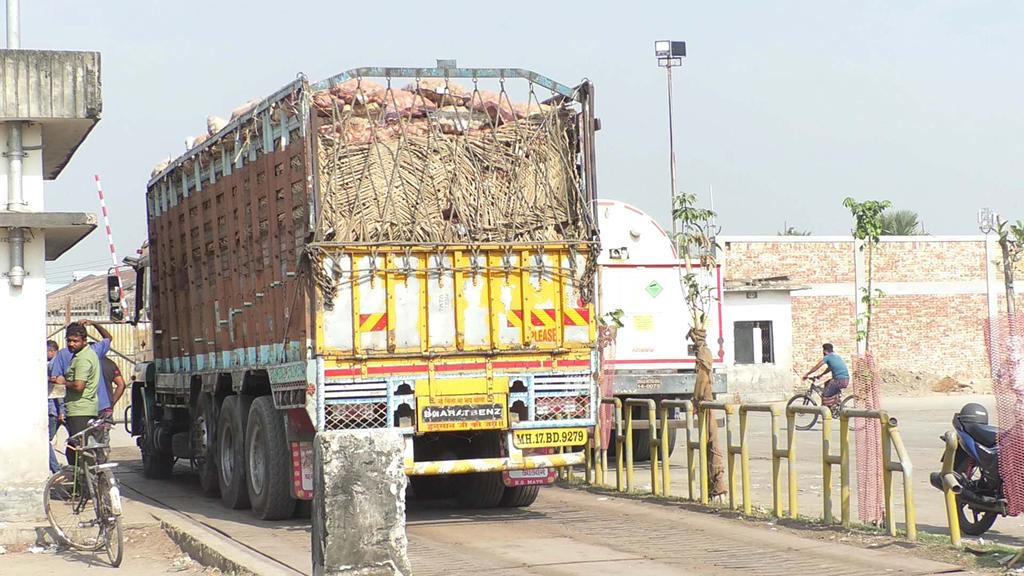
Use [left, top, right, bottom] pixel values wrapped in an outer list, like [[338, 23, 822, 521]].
[[44, 416, 124, 567], [787, 376, 865, 432]]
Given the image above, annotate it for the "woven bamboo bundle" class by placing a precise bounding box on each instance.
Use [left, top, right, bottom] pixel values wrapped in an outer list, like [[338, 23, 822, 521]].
[[313, 80, 587, 246]]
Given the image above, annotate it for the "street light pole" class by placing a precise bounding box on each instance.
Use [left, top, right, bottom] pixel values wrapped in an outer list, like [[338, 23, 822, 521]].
[[978, 208, 998, 371], [656, 40, 686, 239], [666, 62, 678, 238]]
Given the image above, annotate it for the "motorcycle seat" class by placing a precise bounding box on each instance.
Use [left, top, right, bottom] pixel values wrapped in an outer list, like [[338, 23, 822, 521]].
[[962, 421, 998, 447]]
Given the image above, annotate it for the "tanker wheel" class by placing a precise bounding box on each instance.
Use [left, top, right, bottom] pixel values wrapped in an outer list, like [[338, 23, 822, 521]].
[[245, 397, 296, 520], [217, 395, 253, 509]]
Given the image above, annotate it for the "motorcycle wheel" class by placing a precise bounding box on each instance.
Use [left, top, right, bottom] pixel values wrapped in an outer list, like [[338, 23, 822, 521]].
[[954, 453, 1000, 536]]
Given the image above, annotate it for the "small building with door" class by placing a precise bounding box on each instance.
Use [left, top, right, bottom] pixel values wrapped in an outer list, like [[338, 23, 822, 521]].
[[722, 276, 806, 402]]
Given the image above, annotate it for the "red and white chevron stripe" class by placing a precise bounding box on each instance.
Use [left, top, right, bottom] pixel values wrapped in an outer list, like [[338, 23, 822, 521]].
[[95, 174, 129, 317]]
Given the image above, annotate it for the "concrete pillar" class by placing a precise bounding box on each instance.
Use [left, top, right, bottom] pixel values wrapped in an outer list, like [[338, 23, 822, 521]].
[[312, 430, 411, 576], [0, 123, 48, 521]]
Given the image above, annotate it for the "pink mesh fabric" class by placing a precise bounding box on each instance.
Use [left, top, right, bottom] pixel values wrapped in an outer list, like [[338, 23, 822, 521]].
[[987, 315, 1024, 516], [853, 353, 884, 524]]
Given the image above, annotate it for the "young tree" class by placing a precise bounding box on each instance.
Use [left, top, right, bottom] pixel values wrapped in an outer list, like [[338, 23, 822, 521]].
[[673, 191, 726, 497], [843, 198, 891, 351], [996, 218, 1024, 321]]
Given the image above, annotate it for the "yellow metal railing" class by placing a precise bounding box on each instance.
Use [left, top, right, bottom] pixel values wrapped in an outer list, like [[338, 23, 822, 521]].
[[699, 402, 741, 509], [786, 404, 841, 523], [583, 397, 919, 542], [842, 408, 917, 540], [738, 402, 785, 517], [659, 399, 697, 499], [937, 430, 962, 547], [624, 398, 660, 495]]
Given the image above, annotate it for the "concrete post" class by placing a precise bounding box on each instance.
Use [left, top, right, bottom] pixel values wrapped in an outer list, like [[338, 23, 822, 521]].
[[0, 123, 48, 522], [853, 238, 866, 355], [312, 430, 411, 576]]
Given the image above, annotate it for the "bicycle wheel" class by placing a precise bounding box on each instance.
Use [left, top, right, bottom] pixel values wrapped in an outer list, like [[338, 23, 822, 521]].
[[44, 467, 102, 550], [787, 394, 819, 431], [103, 517, 124, 567], [840, 395, 867, 432]]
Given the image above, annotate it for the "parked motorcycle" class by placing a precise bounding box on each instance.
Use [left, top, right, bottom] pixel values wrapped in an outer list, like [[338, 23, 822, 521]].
[[929, 403, 1009, 536]]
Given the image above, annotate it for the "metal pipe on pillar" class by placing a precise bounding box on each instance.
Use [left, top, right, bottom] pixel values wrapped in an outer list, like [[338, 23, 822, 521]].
[[5, 0, 27, 288]]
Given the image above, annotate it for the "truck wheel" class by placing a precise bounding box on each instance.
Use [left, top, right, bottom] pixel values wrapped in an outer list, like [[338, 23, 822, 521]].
[[217, 395, 253, 509], [293, 499, 312, 519], [195, 393, 219, 497], [141, 430, 174, 479], [410, 476, 457, 500], [500, 484, 540, 507], [456, 433, 505, 508], [631, 429, 652, 462], [245, 396, 296, 520]]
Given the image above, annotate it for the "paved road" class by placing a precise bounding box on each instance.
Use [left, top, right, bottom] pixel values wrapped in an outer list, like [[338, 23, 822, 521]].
[[614, 394, 1023, 547], [109, 445, 964, 575], [68, 394, 1006, 574]]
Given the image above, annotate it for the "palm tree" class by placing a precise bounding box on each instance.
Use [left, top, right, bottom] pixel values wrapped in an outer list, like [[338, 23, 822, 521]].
[[880, 209, 924, 235]]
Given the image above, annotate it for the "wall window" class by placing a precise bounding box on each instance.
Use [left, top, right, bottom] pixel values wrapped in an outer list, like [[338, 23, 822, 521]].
[[734, 320, 774, 364]]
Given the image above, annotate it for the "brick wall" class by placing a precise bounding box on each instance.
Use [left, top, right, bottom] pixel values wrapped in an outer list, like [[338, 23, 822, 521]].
[[872, 242, 987, 283], [725, 240, 854, 284], [790, 295, 856, 376], [724, 236, 1016, 387]]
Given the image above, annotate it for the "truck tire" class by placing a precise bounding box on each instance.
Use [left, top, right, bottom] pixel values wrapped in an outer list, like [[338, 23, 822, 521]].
[[293, 499, 312, 519], [456, 433, 505, 508], [195, 393, 219, 497], [627, 426, 679, 460], [245, 396, 296, 520], [500, 484, 540, 507], [217, 395, 253, 509], [141, 429, 174, 479], [410, 476, 457, 500]]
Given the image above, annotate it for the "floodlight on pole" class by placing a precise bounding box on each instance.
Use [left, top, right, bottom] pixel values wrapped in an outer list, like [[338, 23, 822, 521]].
[[656, 40, 685, 240]]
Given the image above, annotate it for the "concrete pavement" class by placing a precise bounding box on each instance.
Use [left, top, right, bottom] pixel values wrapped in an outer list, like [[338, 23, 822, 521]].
[[613, 394, 1023, 548]]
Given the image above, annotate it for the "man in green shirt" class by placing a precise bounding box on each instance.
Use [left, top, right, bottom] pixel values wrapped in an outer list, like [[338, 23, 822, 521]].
[[57, 322, 101, 467]]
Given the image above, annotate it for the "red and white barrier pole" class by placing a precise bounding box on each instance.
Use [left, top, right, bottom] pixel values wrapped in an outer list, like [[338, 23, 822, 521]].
[[95, 174, 129, 318]]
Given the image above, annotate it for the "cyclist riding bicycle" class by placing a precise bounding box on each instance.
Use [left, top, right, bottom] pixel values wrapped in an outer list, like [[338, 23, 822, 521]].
[[803, 343, 850, 408]]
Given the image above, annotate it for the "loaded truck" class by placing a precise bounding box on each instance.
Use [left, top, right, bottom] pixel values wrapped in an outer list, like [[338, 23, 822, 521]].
[[596, 199, 727, 460], [117, 61, 600, 519]]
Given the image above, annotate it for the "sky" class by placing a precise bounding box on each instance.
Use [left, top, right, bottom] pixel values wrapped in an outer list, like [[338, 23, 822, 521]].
[[22, 0, 1024, 285]]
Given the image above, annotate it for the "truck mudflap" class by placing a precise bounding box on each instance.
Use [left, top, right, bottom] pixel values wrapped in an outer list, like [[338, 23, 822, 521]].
[[402, 430, 587, 476]]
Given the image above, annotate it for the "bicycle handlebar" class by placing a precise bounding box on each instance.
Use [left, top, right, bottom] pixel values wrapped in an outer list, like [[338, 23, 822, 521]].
[[67, 416, 113, 444]]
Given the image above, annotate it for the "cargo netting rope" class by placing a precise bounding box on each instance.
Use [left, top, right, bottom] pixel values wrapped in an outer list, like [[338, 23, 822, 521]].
[[852, 352, 885, 524], [306, 77, 598, 304], [986, 315, 1024, 516]]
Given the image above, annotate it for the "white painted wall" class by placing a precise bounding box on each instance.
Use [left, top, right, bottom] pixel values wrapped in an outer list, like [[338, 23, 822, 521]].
[[724, 291, 793, 370], [724, 290, 796, 401], [0, 124, 51, 520]]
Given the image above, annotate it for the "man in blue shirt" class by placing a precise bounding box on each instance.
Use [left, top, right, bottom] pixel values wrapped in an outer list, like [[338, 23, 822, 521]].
[[803, 343, 850, 407], [46, 340, 65, 473], [50, 319, 114, 410]]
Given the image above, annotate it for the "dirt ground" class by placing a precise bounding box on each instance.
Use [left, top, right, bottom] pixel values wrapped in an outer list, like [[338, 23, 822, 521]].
[[0, 525, 219, 575], [877, 368, 993, 397]]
